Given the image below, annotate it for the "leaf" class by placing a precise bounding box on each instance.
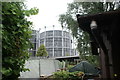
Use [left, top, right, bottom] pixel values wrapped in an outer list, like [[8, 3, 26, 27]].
[[58, 2, 119, 66], [2, 2, 39, 79]]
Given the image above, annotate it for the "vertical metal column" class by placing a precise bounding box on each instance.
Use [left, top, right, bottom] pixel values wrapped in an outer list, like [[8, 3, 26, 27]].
[[35, 30, 38, 56], [62, 28, 64, 56], [38, 28, 41, 47], [53, 25, 55, 57], [73, 37, 75, 56], [44, 26, 46, 47], [69, 30, 71, 56]]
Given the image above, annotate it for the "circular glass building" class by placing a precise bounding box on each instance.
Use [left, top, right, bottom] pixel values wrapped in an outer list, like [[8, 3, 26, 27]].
[[40, 30, 72, 57]]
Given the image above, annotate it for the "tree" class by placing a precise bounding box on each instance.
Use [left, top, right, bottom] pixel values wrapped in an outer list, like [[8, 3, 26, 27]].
[[58, 2, 120, 66], [36, 44, 48, 57], [2, 2, 38, 80]]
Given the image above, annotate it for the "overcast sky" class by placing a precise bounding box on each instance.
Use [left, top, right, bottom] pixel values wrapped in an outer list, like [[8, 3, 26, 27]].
[[25, 0, 73, 32]]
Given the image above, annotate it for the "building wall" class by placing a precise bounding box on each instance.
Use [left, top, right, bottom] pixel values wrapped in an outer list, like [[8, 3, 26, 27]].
[[29, 30, 78, 57], [40, 30, 73, 57], [29, 30, 39, 56]]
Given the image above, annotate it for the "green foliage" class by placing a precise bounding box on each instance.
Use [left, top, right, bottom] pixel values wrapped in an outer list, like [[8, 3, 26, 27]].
[[2, 2, 38, 80], [36, 44, 48, 57], [65, 53, 70, 56], [66, 65, 74, 70], [24, 7, 39, 17], [52, 70, 84, 80], [58, 61, 65, 69], [58, 2, 120, 66], [85, 55, 99, 67]]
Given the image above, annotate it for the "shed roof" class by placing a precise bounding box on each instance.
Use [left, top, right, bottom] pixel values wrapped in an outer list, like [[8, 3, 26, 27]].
[[76, 10, 120, 33], [55, 55, 80, 60], [76, 10, 120, 55]]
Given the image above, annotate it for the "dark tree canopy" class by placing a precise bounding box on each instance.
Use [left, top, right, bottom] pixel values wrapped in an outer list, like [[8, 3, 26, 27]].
[[58, 2, 120, 66]]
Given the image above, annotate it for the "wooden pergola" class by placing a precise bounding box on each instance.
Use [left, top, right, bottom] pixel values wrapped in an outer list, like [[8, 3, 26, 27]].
[[76, 10, 120, 79]]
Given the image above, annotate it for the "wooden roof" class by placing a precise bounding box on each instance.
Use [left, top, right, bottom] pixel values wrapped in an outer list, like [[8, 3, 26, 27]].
[[76, 10, 120, 33]]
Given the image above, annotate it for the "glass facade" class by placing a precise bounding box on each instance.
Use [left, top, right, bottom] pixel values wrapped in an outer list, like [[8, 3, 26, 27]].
[[29, 30, 39, 56], [40, 30, 72, 57], [29, 30, 78, 57]]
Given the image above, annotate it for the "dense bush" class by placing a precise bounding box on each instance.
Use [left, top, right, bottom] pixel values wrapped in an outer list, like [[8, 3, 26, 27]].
[[52, 70, 84, 80], [2, 2, 38, 80], [66, 65, 74, 70]]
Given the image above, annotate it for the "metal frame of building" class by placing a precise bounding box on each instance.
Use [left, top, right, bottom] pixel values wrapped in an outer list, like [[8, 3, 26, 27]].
[[40, 30, 77, 57], [29, 30, 39, 56], [29, 29, 78, 57]]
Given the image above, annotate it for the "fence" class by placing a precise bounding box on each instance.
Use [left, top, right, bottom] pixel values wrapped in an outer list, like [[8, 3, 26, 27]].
[[19, 58, 62, 78]]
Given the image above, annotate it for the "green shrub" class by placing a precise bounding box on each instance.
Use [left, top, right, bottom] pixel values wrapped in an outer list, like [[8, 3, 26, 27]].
[[66, 65, 74, 70], [52, 70, 84, 80], [2, 2, 38, 80]]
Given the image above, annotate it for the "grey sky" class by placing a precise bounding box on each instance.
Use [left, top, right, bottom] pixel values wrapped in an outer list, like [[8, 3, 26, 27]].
[[25, 0, 73, 32]]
